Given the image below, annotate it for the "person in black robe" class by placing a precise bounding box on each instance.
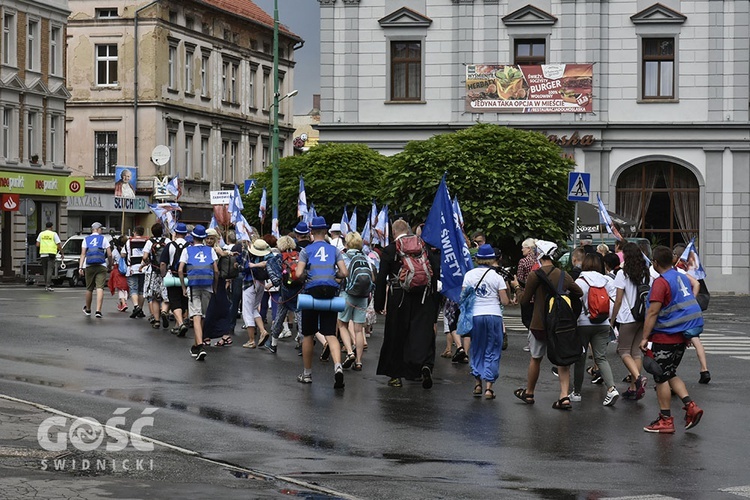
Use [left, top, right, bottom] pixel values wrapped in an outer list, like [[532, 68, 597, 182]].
[[374, 219, 440, 389]]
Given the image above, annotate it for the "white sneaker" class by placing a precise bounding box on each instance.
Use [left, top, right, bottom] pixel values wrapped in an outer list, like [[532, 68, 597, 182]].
[[279, 326, 292, 339], [603, 387, 619, 406], [568, 392, 582, 402]]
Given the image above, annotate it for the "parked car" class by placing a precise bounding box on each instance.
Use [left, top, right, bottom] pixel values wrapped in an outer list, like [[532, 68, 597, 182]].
[[24, 232, 115, 287]]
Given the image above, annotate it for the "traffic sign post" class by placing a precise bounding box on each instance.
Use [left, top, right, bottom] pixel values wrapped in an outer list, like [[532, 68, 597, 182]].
[[567, 172, 591, 250]]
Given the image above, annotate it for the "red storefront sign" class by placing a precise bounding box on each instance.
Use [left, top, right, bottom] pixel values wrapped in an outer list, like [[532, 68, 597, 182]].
[[1, 193, 19, 211]]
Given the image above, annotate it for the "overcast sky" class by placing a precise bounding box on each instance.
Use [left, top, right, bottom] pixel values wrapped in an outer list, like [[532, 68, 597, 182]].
[[252, 0, 321, 115]]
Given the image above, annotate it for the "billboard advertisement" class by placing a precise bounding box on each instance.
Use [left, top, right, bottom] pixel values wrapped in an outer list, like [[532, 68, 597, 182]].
[[465, 64, 593, 113]]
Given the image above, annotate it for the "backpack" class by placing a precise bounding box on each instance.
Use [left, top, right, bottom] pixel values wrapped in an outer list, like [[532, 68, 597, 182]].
[[266, 253, 282, 287], [395, 235, 433, 292], [581, 276, 610, 324], [629, 279, 651, 322], [169, 241, 186, 273], [218, 253, 239, 279], [536, 269, 583, 367], [149, 237, 168, 272], [345, 252, 374, 298], [696, 278, 710, 311], [281, 250, 301, 287]]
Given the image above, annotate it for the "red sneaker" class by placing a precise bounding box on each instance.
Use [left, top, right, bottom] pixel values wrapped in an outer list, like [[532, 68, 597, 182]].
[[644, 414, 675, 433], [683, 401, 704, 430]]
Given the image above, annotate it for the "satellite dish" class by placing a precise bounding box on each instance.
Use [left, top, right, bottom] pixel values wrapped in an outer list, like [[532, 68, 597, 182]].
[[151, 145, 171, 166]]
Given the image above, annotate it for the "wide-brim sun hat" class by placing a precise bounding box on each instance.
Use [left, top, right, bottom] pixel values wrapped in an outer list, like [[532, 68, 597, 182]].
[[310, 216, 328, 230], [329, 223, 342, 233], [206, 228, 219, 237], [249, 238, 271, 257], [294, 221, 310, 234], [476, 244, 497, 260], [191, 224, 208, 239]]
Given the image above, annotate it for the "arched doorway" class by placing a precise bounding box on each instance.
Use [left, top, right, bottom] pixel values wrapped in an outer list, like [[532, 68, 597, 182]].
[[616, 161, 700, 248]]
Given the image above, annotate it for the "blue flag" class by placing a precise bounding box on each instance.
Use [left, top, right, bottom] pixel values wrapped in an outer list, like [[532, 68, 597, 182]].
[[258, 187, 267, 225], [340, 205, 349, 236], [421, 175, 473, 303], [680, 237, 706, 280]]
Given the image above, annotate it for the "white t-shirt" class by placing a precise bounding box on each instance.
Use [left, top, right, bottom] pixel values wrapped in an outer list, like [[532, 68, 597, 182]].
[[142, 237, 171, 269], [575, 271, 616, 326], [462, 266, 506, 317], [613, 269, 654, 324]]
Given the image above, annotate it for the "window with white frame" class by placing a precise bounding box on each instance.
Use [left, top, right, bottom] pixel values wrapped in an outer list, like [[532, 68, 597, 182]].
[[262, 72, 270, 109], [230, 62, 239, 103], [26, 110, 40, 161], [168, 43, 177, 89], [185, 47, 194, 93], [95, 8, 118, 18], [200, 135, 208, 179], [94, 132, 117, 175], [1, 107, 12, 158], [248, 144, 255, 174], [168, 131, 176, 176], [262, 146, 268, 168], [27, 19, 39, 71], [48, 115, 59, 164], [96, 44, 118, 86], [221, 140, 228, 179], [2, 13, 16, 66], [184, 134, 193, 178], [248, 67, 256, 108], [229, 141, 237, 182], [221, 61, 229, 100], [200, 51, 209, 96], [49, 26, 62, 76]]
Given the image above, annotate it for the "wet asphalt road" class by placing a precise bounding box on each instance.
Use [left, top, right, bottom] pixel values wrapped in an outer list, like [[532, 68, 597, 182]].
[[1, 284, 749, 499]]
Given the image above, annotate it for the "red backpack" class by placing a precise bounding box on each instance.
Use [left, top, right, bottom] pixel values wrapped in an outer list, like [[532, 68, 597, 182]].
[[281, 250, 301, 286], [581, 276, 610, 324], [395, 235, 433, 292]]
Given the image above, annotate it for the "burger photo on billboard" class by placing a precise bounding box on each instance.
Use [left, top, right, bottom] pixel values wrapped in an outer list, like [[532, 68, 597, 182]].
[[559, 65, 592, 104]]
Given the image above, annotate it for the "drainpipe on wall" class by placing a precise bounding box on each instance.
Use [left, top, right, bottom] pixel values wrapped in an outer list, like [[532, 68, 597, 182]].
[[134, 0, 161, 167]]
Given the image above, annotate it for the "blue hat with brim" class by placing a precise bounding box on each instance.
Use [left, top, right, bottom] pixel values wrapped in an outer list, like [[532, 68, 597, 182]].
[[310, 216, 327, 230], [174, 222, 188, 234], [476, 244, 497, 260], [294, 221, 310, 234], [191, 224, 207, 239]]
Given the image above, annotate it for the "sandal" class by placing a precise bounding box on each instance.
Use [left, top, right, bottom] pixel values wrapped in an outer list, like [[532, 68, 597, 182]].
[[242, 341, 256, 349], [202, 338, 212, 347], [552, 397, 572, 410], [485, 389, 496, 400], [258, 332, 269, 347], [216, 336, 233, 347], [514, 388, 535, 405], [440, 349, 453, 358], [353, 363, 363, 371], [473, 378, 483, 397]]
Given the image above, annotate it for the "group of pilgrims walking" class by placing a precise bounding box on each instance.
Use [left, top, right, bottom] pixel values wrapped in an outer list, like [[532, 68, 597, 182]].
[[77, 211, 709, 434]]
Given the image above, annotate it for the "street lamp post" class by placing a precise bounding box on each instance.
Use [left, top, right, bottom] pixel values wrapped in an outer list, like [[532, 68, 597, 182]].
[[269, 88, 297, 237], [271, 0, 281, 238]]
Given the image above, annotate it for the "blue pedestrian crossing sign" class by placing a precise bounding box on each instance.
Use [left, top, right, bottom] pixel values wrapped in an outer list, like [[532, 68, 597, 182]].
[[567, 172, 591, 202]]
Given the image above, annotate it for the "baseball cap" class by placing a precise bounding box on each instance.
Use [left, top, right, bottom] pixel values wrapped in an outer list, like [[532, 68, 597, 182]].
[[91, 222, 103, 230]]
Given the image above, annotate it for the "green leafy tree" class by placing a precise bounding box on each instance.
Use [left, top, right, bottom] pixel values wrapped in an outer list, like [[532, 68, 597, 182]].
[[382, 123, 575, 248], [243, 143, 390, 234]]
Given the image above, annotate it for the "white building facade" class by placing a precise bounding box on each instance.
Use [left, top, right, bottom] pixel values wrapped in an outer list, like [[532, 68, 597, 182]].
[[318, 0, 750, 294]]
